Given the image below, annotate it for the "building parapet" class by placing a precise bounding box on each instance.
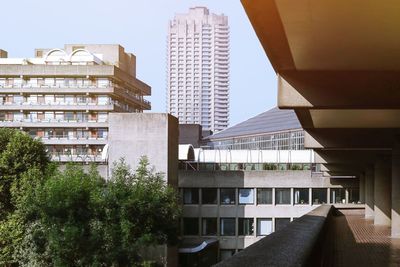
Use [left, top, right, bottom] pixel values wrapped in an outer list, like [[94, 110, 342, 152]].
[[214, 205, 334, 267]]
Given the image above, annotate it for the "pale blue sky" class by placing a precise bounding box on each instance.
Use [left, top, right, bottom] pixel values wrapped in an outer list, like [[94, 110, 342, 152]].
[[1, 0, 277, 126]]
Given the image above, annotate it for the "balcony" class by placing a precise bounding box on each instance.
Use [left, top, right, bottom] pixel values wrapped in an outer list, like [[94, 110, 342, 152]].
[[51, 154, 105, 163], [0, 119, 108, 128], [39, 135, 108, 145], [215, 205, 400, 266], [0, 102, 116, 111]]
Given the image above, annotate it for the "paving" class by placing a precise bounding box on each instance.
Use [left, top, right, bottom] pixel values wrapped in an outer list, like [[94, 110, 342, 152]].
[[329, 209, 400, 267]]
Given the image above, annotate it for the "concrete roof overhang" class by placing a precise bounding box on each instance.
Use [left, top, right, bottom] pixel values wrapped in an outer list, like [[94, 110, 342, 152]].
[[241, 0, 400, 175]]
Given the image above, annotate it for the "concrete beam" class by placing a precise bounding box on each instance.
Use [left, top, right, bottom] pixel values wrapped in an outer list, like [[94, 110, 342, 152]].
[[315, 150, 390, 165], [305, 129, 396, 149], [278, 73, 400, 109]]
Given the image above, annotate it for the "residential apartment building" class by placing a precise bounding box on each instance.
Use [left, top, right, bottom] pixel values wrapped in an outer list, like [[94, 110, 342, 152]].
[[167, 7, 230, 132], [0, 44, 151, 164]]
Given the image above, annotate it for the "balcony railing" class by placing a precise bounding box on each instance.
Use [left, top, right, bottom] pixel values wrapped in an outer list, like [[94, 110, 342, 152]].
[[179, 162, 319, 172]]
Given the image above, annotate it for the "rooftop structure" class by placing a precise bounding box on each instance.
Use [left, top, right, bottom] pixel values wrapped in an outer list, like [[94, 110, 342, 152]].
[[167, 7, 230, 132], [207, 107, 304, 150]]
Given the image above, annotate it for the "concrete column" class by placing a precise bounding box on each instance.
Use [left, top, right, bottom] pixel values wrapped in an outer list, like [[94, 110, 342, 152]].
[[359, 173, 365, 203], [365, 167, 374, 219], [374, 158, 391, 226], [392, 144, 400, 237]]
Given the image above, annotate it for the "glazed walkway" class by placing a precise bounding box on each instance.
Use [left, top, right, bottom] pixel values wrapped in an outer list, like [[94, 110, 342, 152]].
[[328, 208, 400, 267]]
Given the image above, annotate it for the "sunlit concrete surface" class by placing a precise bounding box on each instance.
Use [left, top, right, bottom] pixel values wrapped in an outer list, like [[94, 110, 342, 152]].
[[328, 209, 400, 266]]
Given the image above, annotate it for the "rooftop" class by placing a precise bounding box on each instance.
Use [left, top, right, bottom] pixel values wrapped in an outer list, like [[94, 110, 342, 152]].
[[209, 107, 302, 140]]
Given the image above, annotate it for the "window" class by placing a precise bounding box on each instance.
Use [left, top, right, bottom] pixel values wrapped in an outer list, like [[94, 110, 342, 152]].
[[239, 188, 254, 204], [183, 188, 199, 204], [220, 188, 235, 205], [202, 188, 217, 204], [312, 188, 327, 204], [348, 188, 359, 204], [257, 188, 272, 204], [331, 188, 346, 204], [183, 218, 199, 236], [275, 188, 291, 205], [220, 218, 235, 236], [202, 218, 217, 236], [257, 218, 272, 236], [238, 218, 254, 236], [275, 218, 291, 232], [294, 188, 309, 205]]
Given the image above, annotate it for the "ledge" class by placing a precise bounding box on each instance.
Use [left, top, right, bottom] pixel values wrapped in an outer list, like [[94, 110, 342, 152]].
[[214, 205, 333, 267]]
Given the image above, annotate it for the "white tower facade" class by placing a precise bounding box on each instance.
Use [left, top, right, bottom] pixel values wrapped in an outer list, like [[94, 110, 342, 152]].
[[167, 7, 230, 132]]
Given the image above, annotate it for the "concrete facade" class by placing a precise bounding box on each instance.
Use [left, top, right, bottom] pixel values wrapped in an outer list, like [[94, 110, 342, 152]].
[[179, 169, 358, 252], [108, 113, 178, 186]]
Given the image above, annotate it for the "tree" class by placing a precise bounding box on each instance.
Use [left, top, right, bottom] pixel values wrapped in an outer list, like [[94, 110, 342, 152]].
[[0, 128, 50, 218], [0, 129, 50, 266], [16, 157, 181, 266]]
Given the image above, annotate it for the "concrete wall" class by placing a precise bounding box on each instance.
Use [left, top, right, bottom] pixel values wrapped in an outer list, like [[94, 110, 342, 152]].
[[108, 113, 178, 186], [179, 124, 202, 148], [0, 49, 7, 58]]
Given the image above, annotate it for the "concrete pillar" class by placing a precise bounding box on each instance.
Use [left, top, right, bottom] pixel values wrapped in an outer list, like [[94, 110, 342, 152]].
[[374, 158, 391, 226], [365, 167, 374, 219], [392, 144, 400, 237], [359, 173, 365, 203]]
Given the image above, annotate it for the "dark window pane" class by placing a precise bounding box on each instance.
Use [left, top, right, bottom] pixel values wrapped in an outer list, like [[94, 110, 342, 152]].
[[183, 188, 199, 204], [238, 218, 254, 236], [312, 188, 327, 204], [202, 188, 217, 204], [275, 218, 291, 232], [294, 188, 309, 204], [331, 188, 346, 204], [348, 188, 359, 204], [220, 188, 235, 205], [202, 218, 217, 236], [239, 188, 254, 204], [183, 218, 199, 235], [220, 218, 236, 236], [275, 188, 291, 204], [257, 188, 272, 204]]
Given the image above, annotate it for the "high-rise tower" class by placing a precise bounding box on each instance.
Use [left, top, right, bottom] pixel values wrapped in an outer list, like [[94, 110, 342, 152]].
[[167, 7, 230, 133]]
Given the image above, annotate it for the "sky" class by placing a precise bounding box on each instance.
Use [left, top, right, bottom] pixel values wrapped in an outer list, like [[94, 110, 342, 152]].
[[0, 0, 277, 126]]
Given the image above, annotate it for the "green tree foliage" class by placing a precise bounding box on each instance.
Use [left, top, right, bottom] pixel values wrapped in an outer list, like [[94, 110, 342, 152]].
[[0, 128, 50, 218], [14, 157, 180, 266], [0, 129, 50, 265]]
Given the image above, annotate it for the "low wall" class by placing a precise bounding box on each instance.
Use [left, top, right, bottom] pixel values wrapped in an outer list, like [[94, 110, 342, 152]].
[[214, 205, 334, 267]]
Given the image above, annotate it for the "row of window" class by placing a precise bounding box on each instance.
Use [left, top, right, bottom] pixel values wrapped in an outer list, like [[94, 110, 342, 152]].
[[179, 162, 316, 172], [0, 112, 108, 123], [210, 130, 305, 151], [182, 187, 360, 205], [182, 217, 291, 237], [0, 94, 113, 106], [27, 128, 108, 140]]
